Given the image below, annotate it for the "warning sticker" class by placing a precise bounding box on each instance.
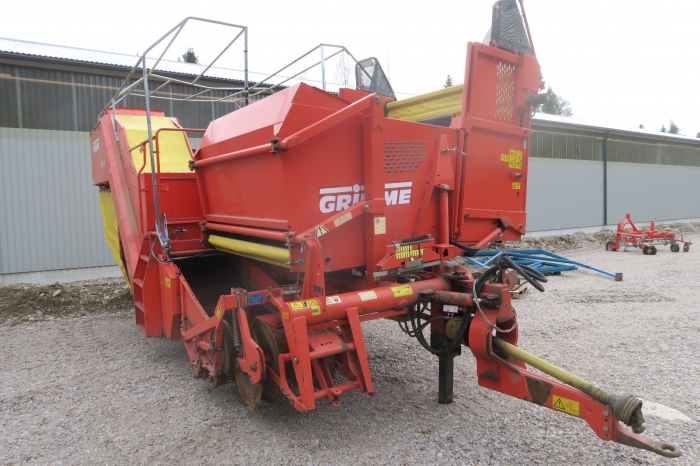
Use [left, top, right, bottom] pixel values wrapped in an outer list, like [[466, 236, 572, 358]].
[[326, 295, 342, 305], [316, 225, 329, 237], [291, 299, 322, 316], [164, 277, 171, 288], [334, 212, 353, 228], [215, 306, 223, 320], [508, 149, 523, 169], [374, 217, 386, 235], [391, 285, 413, 298], [500, 153, 510, 162], [552, 395, 580, 416], [358, 290, 377, 301], [512, 182, 521, 190]]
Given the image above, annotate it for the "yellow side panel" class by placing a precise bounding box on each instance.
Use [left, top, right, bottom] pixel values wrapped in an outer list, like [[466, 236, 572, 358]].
[[99, 189, 131, 287], [386, 84, 464, 122], [116, 115, 192, 173]]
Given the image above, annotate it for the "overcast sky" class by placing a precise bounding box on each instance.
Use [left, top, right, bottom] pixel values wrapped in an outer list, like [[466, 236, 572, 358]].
[[3, 0, 699, 137]]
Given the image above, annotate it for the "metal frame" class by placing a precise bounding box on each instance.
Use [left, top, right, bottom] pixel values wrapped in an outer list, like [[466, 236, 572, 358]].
[[101, 16, 364, 254]]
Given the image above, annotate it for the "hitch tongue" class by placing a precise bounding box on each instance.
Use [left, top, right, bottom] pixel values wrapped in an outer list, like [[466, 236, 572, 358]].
[[492, 338, 681, 458]]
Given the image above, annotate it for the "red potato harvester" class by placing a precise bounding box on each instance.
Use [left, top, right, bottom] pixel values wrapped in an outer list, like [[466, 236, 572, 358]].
[[606, 213, 692, 255], [90, 1, 680, 458]]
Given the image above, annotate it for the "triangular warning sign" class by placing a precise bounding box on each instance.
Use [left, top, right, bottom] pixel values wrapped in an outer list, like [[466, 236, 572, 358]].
[[316, 225, 329, 237], [553, 398, 566, 410]]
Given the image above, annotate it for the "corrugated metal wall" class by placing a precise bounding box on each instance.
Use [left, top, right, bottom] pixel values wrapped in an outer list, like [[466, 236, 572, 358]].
[[0, 127, 113, 274], [607, 163, 700, 223], [0, 60, 267, 279], [0, 63, 259, 132], [527, 126, 700, 232], [526, 159, 603, 231], [1, 58, 700, 278]]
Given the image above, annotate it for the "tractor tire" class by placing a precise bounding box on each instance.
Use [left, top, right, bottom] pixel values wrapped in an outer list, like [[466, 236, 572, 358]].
[[650, 245, 657, 255], [684, 243, 690, 252], [670, 243, 680, 253], [605, 241, 618, 251], [642, 246, 649, 255]]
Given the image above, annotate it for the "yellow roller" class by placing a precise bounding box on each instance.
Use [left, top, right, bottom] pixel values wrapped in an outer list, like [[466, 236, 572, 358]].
[[208, 235, 290, 268], [386, 84, 463, 122]]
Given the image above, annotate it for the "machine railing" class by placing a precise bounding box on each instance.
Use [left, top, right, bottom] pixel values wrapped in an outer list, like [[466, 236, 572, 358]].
[[103, 15, 366, 258], [131, 127, 206, 235]]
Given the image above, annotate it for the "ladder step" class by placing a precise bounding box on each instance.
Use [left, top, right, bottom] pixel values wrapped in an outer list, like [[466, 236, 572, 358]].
[[134, 301, 144, 311], [133, 278, 144, 288], [139, 255, 150, 262]]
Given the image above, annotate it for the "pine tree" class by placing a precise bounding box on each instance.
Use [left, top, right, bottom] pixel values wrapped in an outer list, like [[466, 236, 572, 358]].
[[444, 75, 454, 88], [538, 86, 573, 116], [668, 120, 681, 135], [179, 48, 199, 64]]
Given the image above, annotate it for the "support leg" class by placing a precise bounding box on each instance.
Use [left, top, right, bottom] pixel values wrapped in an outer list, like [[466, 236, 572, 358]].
[[438, 355, 454, 404]]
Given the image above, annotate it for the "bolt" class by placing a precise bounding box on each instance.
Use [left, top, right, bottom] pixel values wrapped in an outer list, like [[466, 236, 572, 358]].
[[374, 95, 380, 102], [362, 204, 370, 212], [442, 184, 449, 189], [294, 356, 299, 364], [250, 363, 257, 371], [603, 426, 609, 432], [603, 410, 609, 417]]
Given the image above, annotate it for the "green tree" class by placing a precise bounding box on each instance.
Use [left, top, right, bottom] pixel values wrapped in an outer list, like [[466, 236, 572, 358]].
[[444, 75, 454, 88], [538, 86, 573, 116], [660, 124, 666, 133], [179, 48, 199, 64], [668, 119, 681, 135], [696, 132, 700, 139], [638, 123, 644, 129]]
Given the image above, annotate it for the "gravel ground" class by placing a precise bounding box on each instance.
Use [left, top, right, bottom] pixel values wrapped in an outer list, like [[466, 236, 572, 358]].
[[1, 236, 698, 465]]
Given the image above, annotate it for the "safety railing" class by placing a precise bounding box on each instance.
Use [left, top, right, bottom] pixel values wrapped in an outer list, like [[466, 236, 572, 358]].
[[104, 16, 368, 257]]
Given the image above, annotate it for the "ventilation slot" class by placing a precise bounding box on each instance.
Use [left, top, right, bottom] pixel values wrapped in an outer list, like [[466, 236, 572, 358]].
[[384, 141, 428, 174]]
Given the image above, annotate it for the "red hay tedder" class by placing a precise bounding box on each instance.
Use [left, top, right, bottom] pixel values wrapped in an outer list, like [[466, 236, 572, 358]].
[[606, 214, 692, 255], [89, 0, 680, 458]]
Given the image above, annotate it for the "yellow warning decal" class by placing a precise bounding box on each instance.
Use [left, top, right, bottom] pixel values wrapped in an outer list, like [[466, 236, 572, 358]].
[[552, 395, 580, 416], [334, 212, 353, 228], [164, 277, 171, 288], [215, 306, 223, 320], [508, 149, 523, 169], [395, 244, 423, 260], [290, 299, 321, 316], [315, 225, 329, 237], [500, 154, 510, 162], [512, 182, 521, 190], [391, 285, 413, 298]]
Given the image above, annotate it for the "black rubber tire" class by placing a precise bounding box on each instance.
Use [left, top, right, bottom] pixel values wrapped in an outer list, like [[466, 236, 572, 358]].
[[606, 240, 618, 251], [650, 245, 657, 255], [684, 243, 690, 252], [642, 246, 649, 255], [670, 243, 680, 253]]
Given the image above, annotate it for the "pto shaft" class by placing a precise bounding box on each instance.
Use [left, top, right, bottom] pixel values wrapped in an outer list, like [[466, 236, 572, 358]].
[[492, 338, 646, 433]]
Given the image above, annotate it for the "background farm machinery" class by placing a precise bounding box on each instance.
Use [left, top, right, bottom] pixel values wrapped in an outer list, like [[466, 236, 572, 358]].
[[89, 0, 680, 458], [606, 213, 691, 255]]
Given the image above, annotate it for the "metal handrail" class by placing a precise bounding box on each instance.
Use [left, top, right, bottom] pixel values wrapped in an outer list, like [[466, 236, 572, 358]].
[[102, 16, 367, 258], [134, 127, 207, 231]]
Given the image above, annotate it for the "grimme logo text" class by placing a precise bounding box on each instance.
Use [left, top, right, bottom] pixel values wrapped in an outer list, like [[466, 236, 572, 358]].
[[319, 182, 412, 213]]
